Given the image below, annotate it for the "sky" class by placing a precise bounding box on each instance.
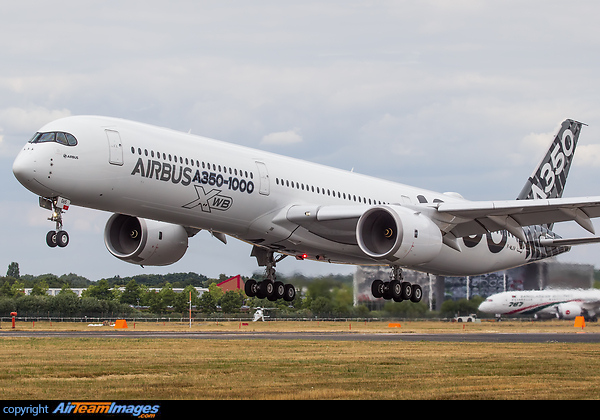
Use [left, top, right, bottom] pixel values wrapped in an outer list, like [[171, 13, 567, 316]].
[[3, 0, 600, 281]]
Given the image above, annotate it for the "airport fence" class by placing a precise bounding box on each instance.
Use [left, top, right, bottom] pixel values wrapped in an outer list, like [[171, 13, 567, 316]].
[[0, 315, 418, 324]]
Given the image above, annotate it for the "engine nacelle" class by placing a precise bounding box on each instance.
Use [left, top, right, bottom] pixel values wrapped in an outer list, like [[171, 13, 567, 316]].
[[356, 205, 442, 265], [104, 214, 189, 266], [556, 302, 583, 320]]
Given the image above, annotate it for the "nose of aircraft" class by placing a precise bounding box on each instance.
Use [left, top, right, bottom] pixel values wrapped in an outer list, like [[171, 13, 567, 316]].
[[12, 148, 34, 186], [478, 299, 493, 313]]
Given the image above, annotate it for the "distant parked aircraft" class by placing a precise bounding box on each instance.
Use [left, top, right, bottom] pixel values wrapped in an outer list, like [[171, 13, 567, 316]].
[[478, 289, 600, 321]]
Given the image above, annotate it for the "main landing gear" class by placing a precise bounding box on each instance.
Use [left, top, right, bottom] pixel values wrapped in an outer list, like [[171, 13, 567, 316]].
[[40, 197, 70, 248], [371, 265, 423, 303], [245, 246, 296, 302]]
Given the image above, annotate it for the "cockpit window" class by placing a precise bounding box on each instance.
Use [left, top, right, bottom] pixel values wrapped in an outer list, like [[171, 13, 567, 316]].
[[29, 131, 78, 146]]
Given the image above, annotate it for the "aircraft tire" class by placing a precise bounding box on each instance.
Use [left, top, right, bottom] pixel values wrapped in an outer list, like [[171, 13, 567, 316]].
[[245, 279, 257, 297], [273, 281, 285, 299], [371, 280, 384, 298], [283, 284, 296, 302], [411, 284, 423, 303], [389, 280, 402, 300], [46, 231, 58, 248], [258, 280, 274, 300], [400, 282, 412, 300], [56, 230, 69, 248]]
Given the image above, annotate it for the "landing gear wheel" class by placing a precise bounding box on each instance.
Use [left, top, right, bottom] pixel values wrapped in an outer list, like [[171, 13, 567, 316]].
[[371, 279, 384, 298], [283, 284, 296, 302], [46, 231, 58, 248], [411, 284, 423, 303], [389, 280, 402, 300], [267, 280, 281, 301], [250, 246, 298, 303], [400, 281, 413, 300], [42, 197, 70, 248], [245, 279, 258, 297], [258, 280, 274, 300], [56, 230, 69, 248], [272, 281, 285, 300]]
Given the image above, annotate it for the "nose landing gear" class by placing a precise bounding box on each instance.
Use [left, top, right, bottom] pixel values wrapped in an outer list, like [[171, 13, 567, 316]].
[[40, 196, 70, 248]]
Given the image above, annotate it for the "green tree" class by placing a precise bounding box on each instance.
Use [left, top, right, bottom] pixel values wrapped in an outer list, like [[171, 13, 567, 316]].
[[331, 284, 354, 315], [82, 279, 114, 301], [10, 280, 25, 298], [80, 297, 108, 316], [6, 262, 19, 279], [198, 290, 218, 314], [207, 283, 224, 303], [30, 280, 49, 297], [173, 285, 199, 313], [17, 295, 50, 316], [51, 292, 80, 316], [310, 296, 333, 316], [120, 279, 142, 306], [0, 297, 16, 314], [158, 283, 177, 308], [57, 284, 77, 296], [221, 290, 243, 313], [440, 297, 484, 318], [148, 291, 166, 314], [0, 280, 12, 297]]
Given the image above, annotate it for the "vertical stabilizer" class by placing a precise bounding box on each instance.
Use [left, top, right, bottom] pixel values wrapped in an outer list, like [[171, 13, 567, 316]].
[[517, 119, 585, 200]]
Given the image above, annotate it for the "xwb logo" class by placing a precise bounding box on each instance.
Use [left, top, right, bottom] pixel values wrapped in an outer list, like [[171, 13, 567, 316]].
[[183, 185, 233, 213]]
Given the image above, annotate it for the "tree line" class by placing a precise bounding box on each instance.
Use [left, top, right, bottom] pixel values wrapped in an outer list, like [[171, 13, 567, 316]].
[[1, 262, 484, 318]]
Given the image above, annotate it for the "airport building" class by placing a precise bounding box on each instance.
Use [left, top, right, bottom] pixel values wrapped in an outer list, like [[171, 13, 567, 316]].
[[354, 259, 594, 311]]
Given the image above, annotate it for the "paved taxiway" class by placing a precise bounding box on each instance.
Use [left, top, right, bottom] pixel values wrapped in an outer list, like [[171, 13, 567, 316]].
[[1, 330, 599, 343]]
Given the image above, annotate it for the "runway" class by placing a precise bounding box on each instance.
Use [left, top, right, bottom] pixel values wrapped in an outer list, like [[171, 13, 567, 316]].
[[2, 330, 599, 343]]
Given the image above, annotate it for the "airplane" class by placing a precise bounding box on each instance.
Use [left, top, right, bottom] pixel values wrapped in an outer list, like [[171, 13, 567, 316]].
[[12, 116, 600, 304], [478, 289, 600, 321]]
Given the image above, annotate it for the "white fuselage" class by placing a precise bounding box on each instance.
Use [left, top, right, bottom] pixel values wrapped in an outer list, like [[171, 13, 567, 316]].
[[12, 116, 552, 276], [478, 289, 600, 318]]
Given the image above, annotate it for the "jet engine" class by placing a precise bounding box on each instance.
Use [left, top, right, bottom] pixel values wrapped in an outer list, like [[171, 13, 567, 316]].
[[556, 302, 583, 319], [356, 205, 442, 265], [104, 214, 189, 266]]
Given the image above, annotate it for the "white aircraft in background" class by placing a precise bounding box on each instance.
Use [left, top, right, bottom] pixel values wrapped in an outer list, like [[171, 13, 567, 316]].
[[12, 116, 600, 304], [478, 289, 600, 321]]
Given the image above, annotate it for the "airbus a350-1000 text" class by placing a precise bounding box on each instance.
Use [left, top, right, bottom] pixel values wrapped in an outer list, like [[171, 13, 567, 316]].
[[12, 116, 600, 303]]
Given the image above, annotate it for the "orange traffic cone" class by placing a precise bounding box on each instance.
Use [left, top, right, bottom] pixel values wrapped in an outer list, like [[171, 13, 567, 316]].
[[574, 316, 585, 329], [114, 319, 128, 329]]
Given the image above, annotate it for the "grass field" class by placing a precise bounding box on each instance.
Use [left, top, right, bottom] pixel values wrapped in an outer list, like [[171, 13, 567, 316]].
[[1, 320, 599, 399]]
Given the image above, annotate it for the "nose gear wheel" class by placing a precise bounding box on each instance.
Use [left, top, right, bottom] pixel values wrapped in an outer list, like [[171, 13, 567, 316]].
[[41, 196, 71, 248]]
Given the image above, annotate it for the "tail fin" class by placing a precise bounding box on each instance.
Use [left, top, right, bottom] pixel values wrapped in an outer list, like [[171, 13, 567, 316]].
[[517, 119, 585, 200]]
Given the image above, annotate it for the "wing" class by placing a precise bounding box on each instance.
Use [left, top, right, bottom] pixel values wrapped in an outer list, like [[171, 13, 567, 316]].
[[435, 196, 600, 242], [281, 196, 600, 249]]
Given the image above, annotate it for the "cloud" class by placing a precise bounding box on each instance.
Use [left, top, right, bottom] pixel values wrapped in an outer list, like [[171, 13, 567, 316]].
[[0, 106, 71, 135], [575, 144, 600, 168], [260, 128, 303, 146]]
